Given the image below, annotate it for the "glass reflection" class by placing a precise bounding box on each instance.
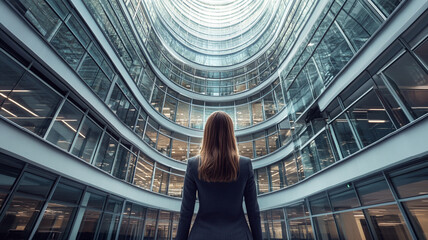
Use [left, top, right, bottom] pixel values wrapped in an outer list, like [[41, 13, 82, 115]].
[[347, 90, 395, 146], [403, 199, 428, 239], [383, 52, 428, 118], [34, 203, 75, 240], [313, 214, 339, 240], [288, 218, 314, 240], [391, 165, 428, 199], [334, 210, 372, 240], [366, 204, 411, 240], [71, 117, 102, 162], [46, 101, 83, 151], [0, 73, 62, 137], [331, 113, 359, 157], [356, 176, 394, 206]]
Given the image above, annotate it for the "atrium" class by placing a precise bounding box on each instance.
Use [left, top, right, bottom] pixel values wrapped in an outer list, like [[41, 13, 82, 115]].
[[0, 0, 428, 239]]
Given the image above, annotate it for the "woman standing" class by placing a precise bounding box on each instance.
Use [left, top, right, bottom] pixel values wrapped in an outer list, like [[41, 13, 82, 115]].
[[176, 111, 262, 240]]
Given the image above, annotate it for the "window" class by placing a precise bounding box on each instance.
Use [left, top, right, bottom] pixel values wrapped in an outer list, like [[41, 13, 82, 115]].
[[46, 101, 84, 151]]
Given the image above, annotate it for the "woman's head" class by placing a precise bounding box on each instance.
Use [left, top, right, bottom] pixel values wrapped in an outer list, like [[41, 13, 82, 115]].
[[198, 111, 239, 182]]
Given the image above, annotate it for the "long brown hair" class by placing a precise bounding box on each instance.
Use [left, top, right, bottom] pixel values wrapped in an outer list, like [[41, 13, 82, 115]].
[[198, 111, 240, 182]]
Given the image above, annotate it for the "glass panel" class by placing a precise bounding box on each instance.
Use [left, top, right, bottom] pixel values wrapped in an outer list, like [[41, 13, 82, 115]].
[[252, 100, 263, 124], [236, 104, 251, 129], [288, 71, 313, 121], [190, 105, 204, 129], [0, 197, 44, 239], [113, 145, 131, 180], [17, 173, 54, 198], [46, 101, 84, 151], [383, 52, 428, 118], [238, 141, 253, 158], [106, 198, 123, 214], [151, 85, 164, 112], [289, 218, 314, 240], [336, 0, 381, 50], [176, 100, 190, 127], [0, 73, 62, 136], [356, 176, 394, 205], [403, 199, 428, 240], [0, 161, 21, 196], [313, 22, 353, 85], [152, 166, 169, 194], [94, 133, 118, 173], [107, 85, 123, 114], [309, 194, 331, 214], [347, 90, 395, 146], [134, 157, 154, 190], [71, 117, 102, 162], [126, 153, 137, 183], [50, 24, 85, 69], [76, 210, 102, 240], [279, 128, 292, 147], [366, 204, 411, 240], [97, 213, 120, 240], [137, 71, 153, 100], [313, 214, 339, 240], [334, 210, 372, 240], [286, 202, 309, 219], [157, 133, 171, 157], [329, 186, 359, 211], [268, 133, 279, 154], [371, 0, 402, 17], [46, 0, 68, 20], [11, 0, 61, 38], [284, 155, 298, 186], [144, 209, 158, 239], [415, 38, 428, 68], [34, 203, 76, 240], [391, 162, 428, 199], [162, 95, 177, 121], [331, 113, 359, 157], [300, 141, 321, 177], [255, 137, 267, 157], [156, 211, 171, 240], [81, 191, 105, 210], [171, 138, 188, 161], [66, 16, 90, 48], [171, 213, 179, 239], [0, 51, 25, 100], [270, 221, 287, 240], [77, 54, 110, 100], [51, 182, 83, 204], [373, 75, 409, 127], [269, 163, 284, 191], [315, 131, 335, 169], [168, 174, 184, 198], [134, 111, 146, 138], [261, 212, 269, 240], [264, 92, 277, 119], [144, 123, 158, 148], [257, 168, 269, 194]]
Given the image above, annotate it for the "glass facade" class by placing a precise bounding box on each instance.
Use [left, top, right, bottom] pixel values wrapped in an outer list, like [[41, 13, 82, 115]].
[[2, 0, 428, 239]]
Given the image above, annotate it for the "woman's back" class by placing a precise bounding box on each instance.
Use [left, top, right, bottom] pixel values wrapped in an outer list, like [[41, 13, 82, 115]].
[[176, 156, 261, 240], [176, 112, 262, 240]]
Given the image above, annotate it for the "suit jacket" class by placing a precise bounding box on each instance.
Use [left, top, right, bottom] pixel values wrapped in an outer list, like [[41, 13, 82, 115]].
[[176, 156, 262, 240]]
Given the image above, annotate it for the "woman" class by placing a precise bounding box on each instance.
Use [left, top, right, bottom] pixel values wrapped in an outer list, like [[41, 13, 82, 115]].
[[176, 111, 262, 240]]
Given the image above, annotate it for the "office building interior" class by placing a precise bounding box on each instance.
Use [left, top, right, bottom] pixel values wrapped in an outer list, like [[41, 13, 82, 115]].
[[0, 0, 428, 239]]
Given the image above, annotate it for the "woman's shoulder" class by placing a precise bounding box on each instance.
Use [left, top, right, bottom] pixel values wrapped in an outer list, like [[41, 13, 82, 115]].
[[186, 156, 200, 168], [239, 156, 251, 165]]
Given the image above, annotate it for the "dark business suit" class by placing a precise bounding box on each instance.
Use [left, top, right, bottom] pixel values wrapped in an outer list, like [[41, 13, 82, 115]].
[[176, 156, 262, 240]]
